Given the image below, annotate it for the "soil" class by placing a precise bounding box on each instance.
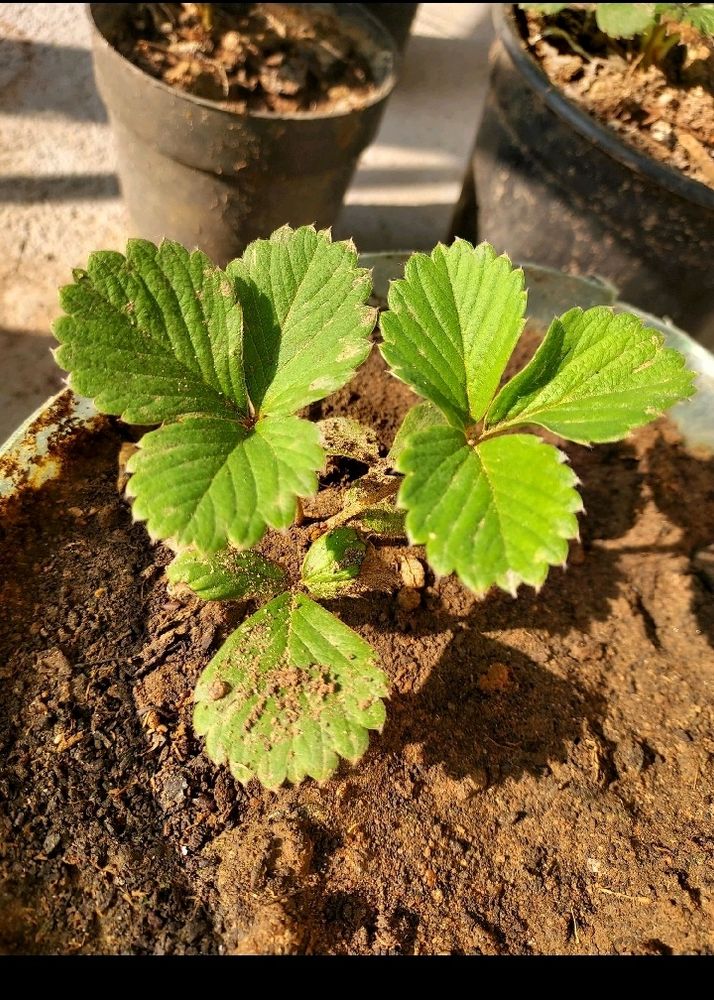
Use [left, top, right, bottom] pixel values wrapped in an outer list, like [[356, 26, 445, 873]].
[[115, 3, 379, 114], [1, 330, 714, 955], [522, 7, 714, 190]]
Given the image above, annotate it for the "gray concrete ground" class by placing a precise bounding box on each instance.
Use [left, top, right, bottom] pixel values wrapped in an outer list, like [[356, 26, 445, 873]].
[[0, 2, 493, 441]]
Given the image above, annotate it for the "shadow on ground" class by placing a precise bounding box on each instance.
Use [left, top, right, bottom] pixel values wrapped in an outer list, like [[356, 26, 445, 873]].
[[0, 38, 106, 122]]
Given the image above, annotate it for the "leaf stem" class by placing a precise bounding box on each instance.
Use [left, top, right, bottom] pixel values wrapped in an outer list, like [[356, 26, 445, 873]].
[[196, 3, 214, 33]]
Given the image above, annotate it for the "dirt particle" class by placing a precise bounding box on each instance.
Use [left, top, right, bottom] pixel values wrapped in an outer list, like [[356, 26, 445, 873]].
[[400, 556, 426, 590], [209, 679, 232, 701], [41, 832, 62, 858], [397, 587, 421, 611], [477, 662, 512, 694]]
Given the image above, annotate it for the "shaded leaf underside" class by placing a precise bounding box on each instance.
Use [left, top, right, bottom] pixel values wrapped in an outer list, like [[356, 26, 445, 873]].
[[595, 3, 656, 38]]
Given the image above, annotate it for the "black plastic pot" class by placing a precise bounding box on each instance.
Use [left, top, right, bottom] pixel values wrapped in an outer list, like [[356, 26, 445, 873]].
[[363, 3, 419, 51], [89, 3, 397, 265], [474, 5, 714, 350]]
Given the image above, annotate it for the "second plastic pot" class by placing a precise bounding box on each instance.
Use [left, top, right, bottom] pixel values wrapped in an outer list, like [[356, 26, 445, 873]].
[[473, 5, 714, 350], [89, 3, 397, 265]]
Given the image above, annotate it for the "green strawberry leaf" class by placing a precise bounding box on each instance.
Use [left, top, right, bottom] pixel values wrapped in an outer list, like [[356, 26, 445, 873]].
[[519, 3, 570, 13], [678, 4, 714, 34], [380, 242, 526, 428], [397, 427, 582, 595], [54, 229, 380, 553], [54, 240, 247, 424], [227, 225, 376, 416], [167, 549, 285, 602], [388, 401, 447, 464], [486, 307, 696, 444], [595, 3, 656, 37], [194, 593, 389, 788], [302, 528, 367, 598], [317, 417, 381, 465], [127, 414, 324, 551]]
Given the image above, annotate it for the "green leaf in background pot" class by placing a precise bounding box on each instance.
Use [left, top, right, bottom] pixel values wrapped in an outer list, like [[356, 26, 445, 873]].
[[127, 414, 323, 551], [678, 4, 714, 34], [54, 240, 247, 424], [227, 225, 375, 416], [397, 427, 582, 595], [194, 593, 389, 788], [380, 241, 526, 427], [301, 528, 367, 599], [167, 549, 285, 602], [595, 3, 656, 37], [518, 3, 570, 13], [486, 307, 696, 444]]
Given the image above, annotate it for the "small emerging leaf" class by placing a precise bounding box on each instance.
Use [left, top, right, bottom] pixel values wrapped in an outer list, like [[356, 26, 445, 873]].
[[486, 307, 696, 444], [380, 241, 526, 428], [595, 3, 656, 37], [227, 226, 376, 416], [127, 414, 324, 551], [302, 528, 367, 598], [397, 427, 583, 595], [352, 505, 407, 539], [317, 417, 381, 465], [194, 593, 389, 788], [342, 469, 405, 538], [167, 549, 285, 602]]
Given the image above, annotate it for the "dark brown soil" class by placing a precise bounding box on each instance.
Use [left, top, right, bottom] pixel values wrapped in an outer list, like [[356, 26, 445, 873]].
[[522, 7, 714, 189], [1, 334, 714, 955], [116, 3, 379, 114]]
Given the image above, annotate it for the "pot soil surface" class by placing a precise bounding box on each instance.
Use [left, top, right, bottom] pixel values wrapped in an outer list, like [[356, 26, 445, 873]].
[[1, 332, 714, 955], [522, 8, 714, 189], [116, 2, 379, 113]]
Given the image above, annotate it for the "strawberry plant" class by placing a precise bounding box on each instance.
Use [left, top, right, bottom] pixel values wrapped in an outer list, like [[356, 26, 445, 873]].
[[53, 227, 695, 788], [521, 3, 714, 67]]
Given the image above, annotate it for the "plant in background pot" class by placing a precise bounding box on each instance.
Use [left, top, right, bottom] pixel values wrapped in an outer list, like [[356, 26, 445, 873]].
[[474, 3, 714, 352], [88, 3, 397, 264], [51, 225, 693, 788]]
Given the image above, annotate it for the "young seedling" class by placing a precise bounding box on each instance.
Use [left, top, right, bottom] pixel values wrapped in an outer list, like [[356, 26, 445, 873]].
[[53, 227, 695, 788], [521, 3, 714, 67]]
